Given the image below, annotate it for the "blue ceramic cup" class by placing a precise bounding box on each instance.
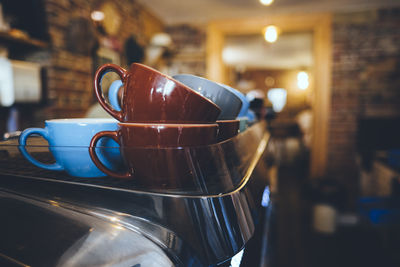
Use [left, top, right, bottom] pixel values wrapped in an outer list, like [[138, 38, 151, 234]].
[[18, 118, 122, 177], [217, 83, 250, 118], [216, 83, 252, 132], [172, 74, 242, 120]]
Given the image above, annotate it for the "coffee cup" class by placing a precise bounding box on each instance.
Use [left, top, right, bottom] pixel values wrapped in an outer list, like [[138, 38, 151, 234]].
[[18, 118, 122, 177], [94, 63, 221, 123], [88, 123, 218, 181], [217, 120, 240, 142], [173, 74, 242, 120], [217, 83, 252, 132], [217, 83, 250, 118]]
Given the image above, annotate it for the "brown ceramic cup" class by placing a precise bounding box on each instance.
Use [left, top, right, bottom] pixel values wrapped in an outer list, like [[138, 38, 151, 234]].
[[217, 120, 240, 142], [94, 63, 221, 123], [88, 123, 219, 180]]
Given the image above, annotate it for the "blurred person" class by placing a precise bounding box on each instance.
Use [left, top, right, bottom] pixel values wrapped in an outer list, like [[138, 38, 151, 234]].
[[295, 108, 313, 149], [247, 89, 267, 120]]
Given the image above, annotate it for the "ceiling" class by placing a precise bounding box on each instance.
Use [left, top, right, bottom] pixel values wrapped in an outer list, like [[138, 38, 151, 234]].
[[137, 0, 400, 25], [136, 0, 399, 70]]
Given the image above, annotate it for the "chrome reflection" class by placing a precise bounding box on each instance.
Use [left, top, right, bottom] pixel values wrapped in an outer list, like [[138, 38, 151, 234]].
[[0, 123, 271, 266], [0, 191, 174, 267], [230, 249, 245, 267], [261, 186, 270, 207]]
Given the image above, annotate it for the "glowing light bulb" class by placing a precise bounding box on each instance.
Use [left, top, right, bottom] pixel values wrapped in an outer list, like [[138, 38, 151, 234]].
[[91, 11, 104, 21], [297, 71, 309, 90], [264, 25, 279, 43], [260, 0, 274, 6]]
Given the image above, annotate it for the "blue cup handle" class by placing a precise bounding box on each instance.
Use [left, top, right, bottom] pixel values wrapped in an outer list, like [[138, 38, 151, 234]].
[[18, 128, 64, 171], [108, 80, 123, 111]]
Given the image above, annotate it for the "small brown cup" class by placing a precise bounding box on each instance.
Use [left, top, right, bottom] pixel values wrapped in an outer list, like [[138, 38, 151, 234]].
[[88, 123, 218, 181], [217, 120, 240, 142], [94, 63, 221, 123]]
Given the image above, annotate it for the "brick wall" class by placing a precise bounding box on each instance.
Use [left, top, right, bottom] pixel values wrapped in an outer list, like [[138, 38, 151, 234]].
[[35, 0, 164, 123], [327, 8, 400, 189]]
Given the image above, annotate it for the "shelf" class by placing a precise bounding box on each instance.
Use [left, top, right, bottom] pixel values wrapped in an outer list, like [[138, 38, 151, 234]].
[[0, 31, 48, 49]]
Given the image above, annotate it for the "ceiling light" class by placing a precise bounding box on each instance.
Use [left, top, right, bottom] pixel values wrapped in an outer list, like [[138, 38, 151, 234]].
[[260, 0, 274, 6], [263, 25, 279, 43]]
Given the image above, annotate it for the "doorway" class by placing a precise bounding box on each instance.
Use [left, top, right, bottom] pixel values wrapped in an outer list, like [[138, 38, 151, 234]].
[[206, 13, 332, 178]]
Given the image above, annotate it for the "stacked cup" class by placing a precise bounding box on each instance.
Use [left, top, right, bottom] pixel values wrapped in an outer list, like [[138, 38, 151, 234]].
[[89, 63, 223, 186], [18, 63, 249, 184], [173, 74, 244, 141]]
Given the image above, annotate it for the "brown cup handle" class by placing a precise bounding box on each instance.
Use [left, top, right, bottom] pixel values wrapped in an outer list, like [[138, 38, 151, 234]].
[[94, 64, 127, 121], [89, 131, 132, 179]]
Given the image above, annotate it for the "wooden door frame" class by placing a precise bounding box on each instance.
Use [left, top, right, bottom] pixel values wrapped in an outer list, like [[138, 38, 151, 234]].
[[206, 13, 332, 178]]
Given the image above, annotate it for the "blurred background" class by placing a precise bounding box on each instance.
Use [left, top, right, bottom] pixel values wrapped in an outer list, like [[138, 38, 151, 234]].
[[0, 0, 399, 266]]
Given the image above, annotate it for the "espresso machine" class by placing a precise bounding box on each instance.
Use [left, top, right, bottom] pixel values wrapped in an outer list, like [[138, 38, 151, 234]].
[[0, 122, 271, 266]]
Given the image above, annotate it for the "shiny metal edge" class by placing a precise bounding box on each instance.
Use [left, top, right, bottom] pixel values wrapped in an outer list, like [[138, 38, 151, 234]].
[[0, 189, 179, 267], [0, 126, 271, 265], [0, 123, 268, 199]]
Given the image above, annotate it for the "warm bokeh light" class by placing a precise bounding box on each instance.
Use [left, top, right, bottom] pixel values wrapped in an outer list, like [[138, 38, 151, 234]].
[[263, 25, 279, 43], [265, 76, 275, 87], [297, 71, 309, 90], [259, 0, 274, 6], [91, 10, 104, 21]]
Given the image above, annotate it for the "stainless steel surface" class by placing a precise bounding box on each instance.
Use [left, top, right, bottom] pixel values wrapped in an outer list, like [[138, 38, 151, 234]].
[[0, 190, 175, 267], [0, 122, 271, 266]]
